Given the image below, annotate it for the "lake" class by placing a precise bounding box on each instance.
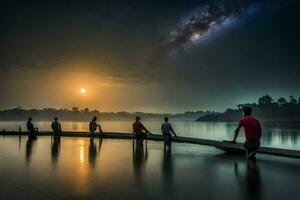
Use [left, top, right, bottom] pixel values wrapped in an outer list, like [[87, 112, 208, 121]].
[[1, 120, 300, 150], [0, 136, 299, 200]]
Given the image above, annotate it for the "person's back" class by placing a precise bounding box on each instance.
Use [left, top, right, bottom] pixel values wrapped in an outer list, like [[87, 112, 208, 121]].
[[230, 106, 262, 160], [51, 118, 61, 135], [239, 116, 262, 141], [161, 117, 177, 148], [27, 120, 34, 132], [133, 121, 145, 135], [161, 122, 172, 135], [89, 120, 97, 133], [27, 117, 37, 138], [133, 116, 151, 146]]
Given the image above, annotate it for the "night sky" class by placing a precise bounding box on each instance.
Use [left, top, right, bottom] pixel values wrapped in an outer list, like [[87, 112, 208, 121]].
[[1, 0, 300, 112]]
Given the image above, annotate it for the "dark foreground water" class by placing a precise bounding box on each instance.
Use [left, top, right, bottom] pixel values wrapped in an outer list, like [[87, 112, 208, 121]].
[[0, 136, 299, 200]]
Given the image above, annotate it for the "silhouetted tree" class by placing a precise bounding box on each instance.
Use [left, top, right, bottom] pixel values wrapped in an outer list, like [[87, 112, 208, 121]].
[[258, 95, 273, 105], [237, 104, 245, 110], [277, 97, 287, 106], [72, 107, 79, 112], [289, 95, 297, 104]]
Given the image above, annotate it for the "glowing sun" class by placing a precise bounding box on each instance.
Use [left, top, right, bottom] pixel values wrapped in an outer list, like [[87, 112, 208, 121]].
[[80, 88, 86, 94]]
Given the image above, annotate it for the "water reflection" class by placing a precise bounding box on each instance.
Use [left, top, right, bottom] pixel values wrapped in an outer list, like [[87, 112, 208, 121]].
[[18, 135, 22, 152], [88, 138, 103, 168], [235, 160, 262, 200], [162, 149, 174, 193], [25, 136, 37, 164], [133, 140, 148, 183], [51, 137, 61, 165]]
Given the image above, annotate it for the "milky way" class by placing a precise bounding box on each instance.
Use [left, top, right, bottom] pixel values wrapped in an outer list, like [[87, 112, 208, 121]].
[[163, 0, 260, 54]]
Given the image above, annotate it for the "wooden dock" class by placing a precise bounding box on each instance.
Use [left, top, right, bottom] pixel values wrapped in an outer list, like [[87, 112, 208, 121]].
[[1, 130, 300, 159]]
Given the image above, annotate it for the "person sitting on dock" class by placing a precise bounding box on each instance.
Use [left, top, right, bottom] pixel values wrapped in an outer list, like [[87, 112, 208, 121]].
[[26, 117, 38, 138], [89, 116, 103, 138], [133, 116, 152, 146], [230, 106, 262, 160], [51, 117, 62, 138], [161, 117, 177, 148]]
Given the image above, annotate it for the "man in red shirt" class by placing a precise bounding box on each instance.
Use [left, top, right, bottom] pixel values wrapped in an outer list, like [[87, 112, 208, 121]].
[[231, 106, 262, 159], [133, 116, 152, 146]]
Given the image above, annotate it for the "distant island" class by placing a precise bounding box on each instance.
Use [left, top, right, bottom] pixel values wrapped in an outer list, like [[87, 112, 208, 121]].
[[197, 95, 300, 122], [0, 107, 216, 122]]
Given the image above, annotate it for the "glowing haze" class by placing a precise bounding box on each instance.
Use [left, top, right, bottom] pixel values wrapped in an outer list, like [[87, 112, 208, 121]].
[[0, 0, 300, 112]]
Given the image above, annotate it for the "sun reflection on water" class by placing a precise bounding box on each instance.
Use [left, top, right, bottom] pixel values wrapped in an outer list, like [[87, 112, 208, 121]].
[[79, 140, 84, 163]]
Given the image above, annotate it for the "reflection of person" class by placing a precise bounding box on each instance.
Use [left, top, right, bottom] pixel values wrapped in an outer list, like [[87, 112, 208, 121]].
[[162, 148, 174, 194], [27, 117, 38, 138], [89, 116, 103, 138], [51, 138, 60, 164], [51, 117, 62, 137], [26, 136, 35, 164], [230, 107, 262, 159], [235, 160, 262, 200], [161, 117, 177, 148], [88, 139, 97, 168], [133, 141, 148, 183], [133, 116, 152, 146]]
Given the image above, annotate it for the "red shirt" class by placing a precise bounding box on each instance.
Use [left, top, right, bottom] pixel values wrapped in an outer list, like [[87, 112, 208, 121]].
[[239, 116, 262, 141], [133, 122, 147, 135]]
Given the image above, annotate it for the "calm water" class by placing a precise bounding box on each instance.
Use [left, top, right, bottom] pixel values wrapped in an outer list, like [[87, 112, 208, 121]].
[[0, 136, 299, 200], [1, 120, 300, 150]]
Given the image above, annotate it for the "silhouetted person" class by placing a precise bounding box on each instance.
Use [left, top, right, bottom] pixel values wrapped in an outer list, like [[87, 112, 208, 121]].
[[51, 117, 62, 138], [89, 116, 103, 138], [133, 116, 152, 146], [230, 106, 262, 160], [161, 117, 177, 149], [26, 117, 38, 139]]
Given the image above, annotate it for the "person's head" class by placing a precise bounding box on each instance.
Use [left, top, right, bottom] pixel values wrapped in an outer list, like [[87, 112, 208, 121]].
[[164, 117, 169, 122], [92, 116, 97, 121], [136, 116, 140, 122], [243, 106, 252, 116], [54, 117, 58, 121], [28, 117, 32, 122]]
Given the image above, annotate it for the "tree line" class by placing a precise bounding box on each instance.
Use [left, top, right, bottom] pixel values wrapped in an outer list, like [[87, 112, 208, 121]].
[[0, 107, 215, 121], [197, 95, 300, 122]]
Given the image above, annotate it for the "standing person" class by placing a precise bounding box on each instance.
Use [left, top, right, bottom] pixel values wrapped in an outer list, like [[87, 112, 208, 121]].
[[51, 117, 62, 138], [230, 106, 262, 160], [89, 116, 103, 138], [27, 117, 38, 138], [133, 116, 152, 146], [161, 117, 177, 148]]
